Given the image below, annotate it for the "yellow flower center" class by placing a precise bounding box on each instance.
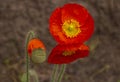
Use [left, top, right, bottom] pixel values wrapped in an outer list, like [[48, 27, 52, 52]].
[[62, 19, 81, 38], [62, 50, 75, 56]]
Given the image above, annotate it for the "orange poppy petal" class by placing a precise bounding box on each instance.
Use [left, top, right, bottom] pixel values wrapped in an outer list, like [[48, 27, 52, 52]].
[[76, 14, 94, 42], [61, 3, 88, 25], [27, 38, 45, 56]]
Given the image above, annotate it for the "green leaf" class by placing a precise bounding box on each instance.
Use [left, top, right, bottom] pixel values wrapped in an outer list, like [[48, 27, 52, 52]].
[[20, 73, 27, 82], [29, 69, 39, 82], [20, 70, 39, 82], [118, 80, 120, 82]]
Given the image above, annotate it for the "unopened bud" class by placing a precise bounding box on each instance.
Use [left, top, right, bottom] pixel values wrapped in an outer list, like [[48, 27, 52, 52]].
[[31, 48, 46, 63]]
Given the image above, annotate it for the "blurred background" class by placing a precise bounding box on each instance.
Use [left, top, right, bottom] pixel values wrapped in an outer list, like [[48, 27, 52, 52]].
[[0, 0, 120, 82]]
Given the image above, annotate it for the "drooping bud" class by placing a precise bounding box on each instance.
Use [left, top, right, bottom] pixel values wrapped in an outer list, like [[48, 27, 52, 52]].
[[27, 38, 46, 63]]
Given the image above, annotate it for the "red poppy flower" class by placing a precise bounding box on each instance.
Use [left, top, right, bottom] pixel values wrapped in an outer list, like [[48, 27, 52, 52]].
[[48, 44, 89, 64], [27, 38, 45, 57], [49, 3, 94, 44]]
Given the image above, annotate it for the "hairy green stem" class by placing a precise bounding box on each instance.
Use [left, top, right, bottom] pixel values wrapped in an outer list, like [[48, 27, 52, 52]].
[[26, 48, 29, 82], [57, 64, 66, 82], [51, 64, 59, 82], [25, 31, 35, 82]]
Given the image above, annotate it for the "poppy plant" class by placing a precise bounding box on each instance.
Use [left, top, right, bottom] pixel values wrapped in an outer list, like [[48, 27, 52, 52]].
[[27, 38, 45, 57], [48, 44, 89, 64], [49, 3, 94, 44]]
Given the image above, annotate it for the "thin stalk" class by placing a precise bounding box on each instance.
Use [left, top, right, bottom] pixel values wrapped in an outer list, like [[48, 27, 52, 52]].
[[57, 64, 66, 82], [26, 48, 29, 82], [25, 31, 35, 82], [51, 64, 59, 82]]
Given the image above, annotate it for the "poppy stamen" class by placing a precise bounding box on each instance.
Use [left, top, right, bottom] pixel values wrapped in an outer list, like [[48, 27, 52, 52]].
[[62, 19, 81, 38], [62, 50, 75, 56]]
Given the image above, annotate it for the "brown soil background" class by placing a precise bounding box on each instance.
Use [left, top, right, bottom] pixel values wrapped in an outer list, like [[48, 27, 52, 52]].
[[0, 0, 120, 82]]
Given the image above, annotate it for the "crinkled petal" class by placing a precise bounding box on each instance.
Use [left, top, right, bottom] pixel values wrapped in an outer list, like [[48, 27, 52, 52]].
[[61, 4, 89, 26], [48, 44, 89, 64]]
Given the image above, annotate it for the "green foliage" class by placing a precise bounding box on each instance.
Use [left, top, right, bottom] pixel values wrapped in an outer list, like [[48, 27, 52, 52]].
[[118, 80, 120, 82], [29, 69, 39, 82], [20, 69, 39, 82], [20, 73, 27, 82]]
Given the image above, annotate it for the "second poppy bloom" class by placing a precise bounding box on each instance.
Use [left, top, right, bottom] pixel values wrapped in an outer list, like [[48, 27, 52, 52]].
[[48, 44, 89, 64], [49, 3, 94, 44]]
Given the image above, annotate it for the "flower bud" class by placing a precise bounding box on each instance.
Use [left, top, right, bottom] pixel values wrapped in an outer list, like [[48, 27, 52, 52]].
[[31, 48, 46, 63]]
